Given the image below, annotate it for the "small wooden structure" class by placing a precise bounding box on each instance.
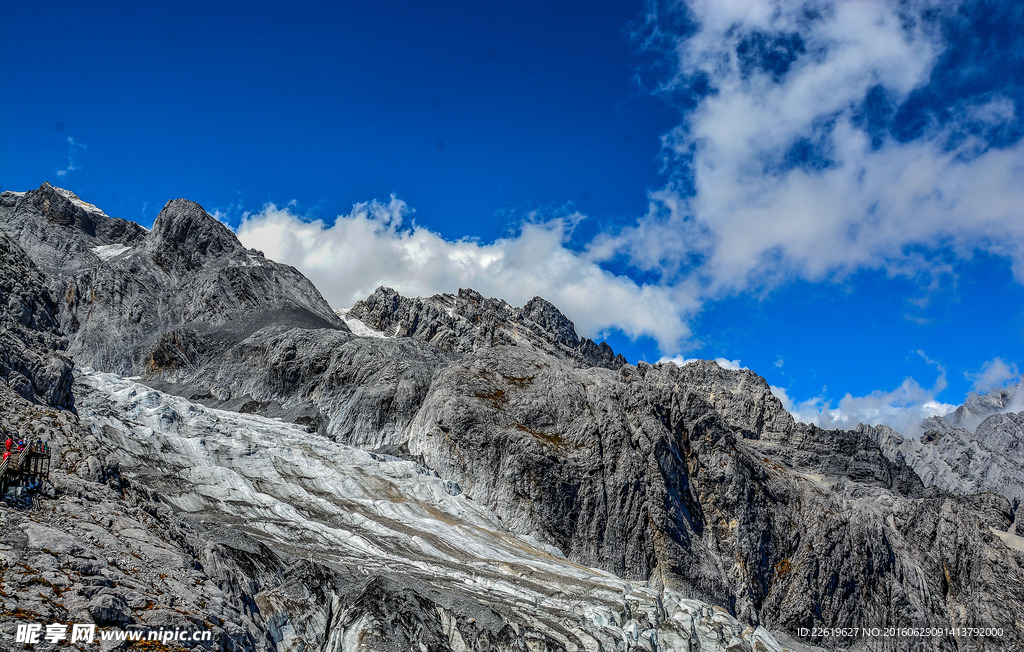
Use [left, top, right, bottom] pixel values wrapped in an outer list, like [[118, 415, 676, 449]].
[[0, 440, 51, 508]]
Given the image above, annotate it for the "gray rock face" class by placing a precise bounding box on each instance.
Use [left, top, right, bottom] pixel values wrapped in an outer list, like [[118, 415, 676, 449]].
[[0, 184, 148, 274], [348, 286, 627, 370], [167, 325, 452, 450], [4, 186, 1024, 650], [0, 227, 73, 408], [866, 385, 1024, 506], [403, 351, 1024, 644], [0, 369, 790, 652], [669, 359, 796, 441], [0, 184, 346, 376], [141, 285, 627, 446]]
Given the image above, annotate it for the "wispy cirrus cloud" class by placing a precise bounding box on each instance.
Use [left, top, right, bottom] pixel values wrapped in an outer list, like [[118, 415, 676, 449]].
[[56, 136, 86, 177]]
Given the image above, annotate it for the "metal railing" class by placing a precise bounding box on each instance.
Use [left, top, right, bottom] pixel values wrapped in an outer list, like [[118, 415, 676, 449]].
[[1, 442, 51, 509], [1, 442, 48, 476]]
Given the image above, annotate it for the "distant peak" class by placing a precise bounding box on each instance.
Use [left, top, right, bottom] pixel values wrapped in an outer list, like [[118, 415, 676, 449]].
[[38, 181, 73, 199], [350, 286, 624, 370], [457, 287, 486, 303], [521, 296, 579, 346], [153, 198, 235, 240], [148, 198, 242, 270], [34, 182, 109, 217], [157, 197, 214, 220]]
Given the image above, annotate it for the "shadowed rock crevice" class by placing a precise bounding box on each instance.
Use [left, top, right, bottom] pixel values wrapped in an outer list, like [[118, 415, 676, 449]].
[[0, 228, 74, 408]]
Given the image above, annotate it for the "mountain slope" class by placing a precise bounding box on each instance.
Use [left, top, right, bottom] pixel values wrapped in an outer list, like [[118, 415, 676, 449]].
[[866, 383, 1024, 506], [64, 369, 786, 652], [0, 183, 346, 377], [0, 227, 73, 408], [0, 225, 789, 650], [3, 186, 1023, 650]]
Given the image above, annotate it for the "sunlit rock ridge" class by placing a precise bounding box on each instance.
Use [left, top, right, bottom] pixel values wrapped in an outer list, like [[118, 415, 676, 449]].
[[1, 183, 1022, 651]]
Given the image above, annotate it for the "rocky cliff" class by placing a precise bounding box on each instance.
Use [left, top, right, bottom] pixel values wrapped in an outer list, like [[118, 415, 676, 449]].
[[865, 383, 1024, 507], [347, 286, 627, 370], [0, 227, 73, 409], [2, 186, 1023, 651], [401, 350, 1022, 641], [0, 184, 346, 377]]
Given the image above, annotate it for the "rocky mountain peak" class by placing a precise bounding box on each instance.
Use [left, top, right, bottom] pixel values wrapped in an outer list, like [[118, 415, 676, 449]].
[[34, 181, 110, 230], [0, 184, 148, 276], [349, 286, 626, 370], [1, 186, 345, 377], [943, 384, 1022, 431], [866, 380, 1024, 504], [456, 286, 485, 304], [521, 295, 579, 348], [147, 198, 243, 272], [660, 358, 796, 441]]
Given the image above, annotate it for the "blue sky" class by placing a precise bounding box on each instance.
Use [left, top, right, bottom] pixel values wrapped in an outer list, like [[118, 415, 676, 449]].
[[3, 1, 1024, 431]]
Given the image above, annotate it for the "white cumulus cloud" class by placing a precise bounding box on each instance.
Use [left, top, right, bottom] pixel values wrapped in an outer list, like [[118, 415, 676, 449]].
[[771, 376, 956, 436], [232, 2, 1021, 440], [235, 199, 696, 350], [596, 0, 1024, 291], [968, 357, 1021, 392], [589, 1, 1024, 432]]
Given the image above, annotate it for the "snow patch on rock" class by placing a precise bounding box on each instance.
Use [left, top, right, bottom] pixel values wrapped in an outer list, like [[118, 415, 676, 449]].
[[91, 243, 131, 261], [54, 186, 110, 217], [336, 308, 389, 338]]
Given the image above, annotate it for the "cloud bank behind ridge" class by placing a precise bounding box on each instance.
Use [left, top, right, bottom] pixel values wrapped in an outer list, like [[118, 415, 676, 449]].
[[236, 199, 695, 351]]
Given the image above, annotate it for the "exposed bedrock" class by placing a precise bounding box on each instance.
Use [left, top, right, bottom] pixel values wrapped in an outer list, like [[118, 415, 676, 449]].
[[3, 185, 1023, 650]]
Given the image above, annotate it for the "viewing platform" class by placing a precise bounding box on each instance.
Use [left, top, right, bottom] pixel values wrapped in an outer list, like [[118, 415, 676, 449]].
[[0, 441, 51, 509]]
